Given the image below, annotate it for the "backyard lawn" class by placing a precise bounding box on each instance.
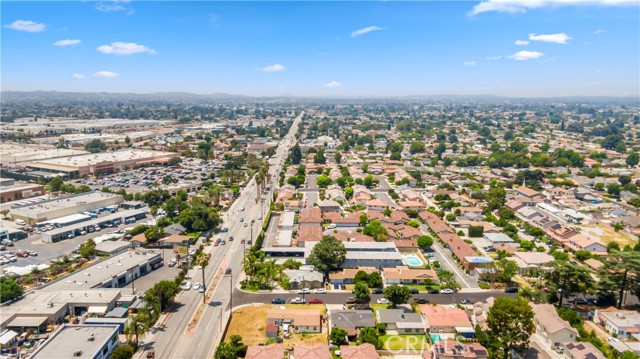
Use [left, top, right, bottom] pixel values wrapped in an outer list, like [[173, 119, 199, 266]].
[[380, 334, 429, 351]]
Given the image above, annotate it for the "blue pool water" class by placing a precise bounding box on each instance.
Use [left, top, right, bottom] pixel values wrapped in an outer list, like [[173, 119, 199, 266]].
[[405, 255, 424, 267]]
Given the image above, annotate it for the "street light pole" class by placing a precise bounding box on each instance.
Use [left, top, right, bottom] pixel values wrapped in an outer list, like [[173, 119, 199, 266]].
[[229, 271, 233, 311]]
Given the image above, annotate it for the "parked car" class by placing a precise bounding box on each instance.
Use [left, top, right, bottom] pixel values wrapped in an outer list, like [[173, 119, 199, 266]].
[[504, 287, 518, 293], [414, 298, 430, 304], [377, 298, 390, 304], [440, 289, 455, 294], [193, 282, 201, 290], [182, 282, 192, 290], [427, 289, 440, 294], [168, 259, 177, 267], [225, 268, 232, 275], [221, 240, 226, 245], [371, 288, 383, 294], [297, 288, 310, 294], [409, 288, 420, 294], [199, 285, 205, 293], [290, 297, 306, 304], [345, 297, 357, 304], [271, 298, 286, 304], [314, 288, 327, 294], [460, 299, 472, 304], [308, 298, 323, 304], [573, 297, 588, 305]]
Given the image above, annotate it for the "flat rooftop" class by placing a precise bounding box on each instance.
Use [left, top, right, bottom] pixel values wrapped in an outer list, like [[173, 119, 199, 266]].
[[10, 192, 122, 217], [0, 183, 43, 193], [30, 324, 119, 359], [0, 289, 121, 318], [30, 149, 177, 168], [46, 250, 161, 290], [43, 209, 146, 236]]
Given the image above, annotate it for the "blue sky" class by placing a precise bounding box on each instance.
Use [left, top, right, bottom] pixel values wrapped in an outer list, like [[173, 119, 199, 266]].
[[2, 1, 639, 97]]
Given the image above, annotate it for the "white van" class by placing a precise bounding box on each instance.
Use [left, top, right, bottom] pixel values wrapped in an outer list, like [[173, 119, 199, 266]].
[[15, 219, 26, 226]]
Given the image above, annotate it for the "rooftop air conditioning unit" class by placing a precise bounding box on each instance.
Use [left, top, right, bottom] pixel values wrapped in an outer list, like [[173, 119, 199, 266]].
[[74, 350, 83, 356], [88, 334, 95, 341]]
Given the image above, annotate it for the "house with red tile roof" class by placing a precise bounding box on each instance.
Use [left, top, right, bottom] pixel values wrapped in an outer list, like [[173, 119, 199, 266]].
[[427, 342, 489, 359], [245, 343, 284, 359], [294, 344, 331, 359], [340, 343, 379, 359], [421, 305, 473, 333]]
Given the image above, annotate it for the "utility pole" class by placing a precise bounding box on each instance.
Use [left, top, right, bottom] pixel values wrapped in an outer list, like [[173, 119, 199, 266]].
[[201, 262, 206, 304], [229, 271, 233, 311]]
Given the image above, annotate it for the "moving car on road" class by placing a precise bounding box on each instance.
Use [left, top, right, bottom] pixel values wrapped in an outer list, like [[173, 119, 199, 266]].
[[271, 298, 286, 304], [290, 297, 306, 304], [308, 298, 323, 304], [414, 298, 430, 304]]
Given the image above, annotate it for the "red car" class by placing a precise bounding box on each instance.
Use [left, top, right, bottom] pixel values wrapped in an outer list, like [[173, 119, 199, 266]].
[[308, 298, 323, 304]]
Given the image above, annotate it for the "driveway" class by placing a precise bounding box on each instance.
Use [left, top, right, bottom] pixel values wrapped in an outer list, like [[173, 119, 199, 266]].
[[421, 224, 478, 289]]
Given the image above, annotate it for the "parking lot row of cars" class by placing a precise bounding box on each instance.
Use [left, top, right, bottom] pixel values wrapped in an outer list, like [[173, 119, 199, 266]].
[[0, 249, 38, 265]]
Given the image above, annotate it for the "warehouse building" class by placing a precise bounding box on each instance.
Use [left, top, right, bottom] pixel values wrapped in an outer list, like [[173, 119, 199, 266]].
[[0, 178, 45, 204], [45, 250, 163, 291], [41, 209, 146, 243], [29, 324, 120, 359], [9, 192, 123, 225], [26, 149, 179, 178]]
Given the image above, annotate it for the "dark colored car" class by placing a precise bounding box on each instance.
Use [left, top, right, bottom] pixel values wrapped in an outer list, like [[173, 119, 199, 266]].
[[460, 299, 472, 304], [271, 298, 286, 304], [409, 288, 420, 294], [308, 298, 324, 304], [428, 289, 440, 294], [345, 297, 357, 304], [414, 297, 430, 304], [371, 288, 383, 294], [505, 287, 518, 293], [225, 267, 232, 275], [573, 298, 588, 305]]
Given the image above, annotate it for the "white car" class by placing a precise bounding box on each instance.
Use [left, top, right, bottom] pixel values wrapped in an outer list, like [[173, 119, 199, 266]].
[[193, 282, 201, 290], [290, 297, 306, 304], [182, 281, 192, 290], [377, 298, 390, 304], [298, 288, 310, 294], [440, 289, 455, 294], [314, 288, 327, 294]]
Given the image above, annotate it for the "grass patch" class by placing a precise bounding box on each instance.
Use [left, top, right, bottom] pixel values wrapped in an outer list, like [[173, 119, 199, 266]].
[[380, 334, 429, 351], [225, 306, 268, 345], [581, 224, 637, 247]]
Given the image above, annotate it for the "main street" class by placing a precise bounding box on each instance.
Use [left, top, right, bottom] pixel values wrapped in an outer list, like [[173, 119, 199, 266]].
[[138, 113, 302, 359]]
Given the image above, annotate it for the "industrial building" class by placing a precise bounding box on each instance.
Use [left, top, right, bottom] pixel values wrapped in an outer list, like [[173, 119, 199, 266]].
[[9, 192, 123, 225], [26, 149, 179, 178], [46, 250, 163, 291], [29, 324, 120, 359], [0, 178, 45, 204], [0, 143, 88, 167], [41, 209, 146, 243]]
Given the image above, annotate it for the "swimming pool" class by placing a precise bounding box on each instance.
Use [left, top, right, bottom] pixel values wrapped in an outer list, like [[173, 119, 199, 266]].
[[404, 254, 424, 267]]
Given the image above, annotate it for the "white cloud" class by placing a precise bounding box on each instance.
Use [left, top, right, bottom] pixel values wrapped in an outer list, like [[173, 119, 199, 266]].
[[508, 50, 544, 61], [97, 42, 157, 55], [529, 33, 571, 44], [470, 0, 638, 15], [350, 26, 384, 38], [95, 1, 133, 14], [594, 29, 606, 34], [486, 55, 502, 60], [72, 73, 86, 80], [53, 39, 81, 47], [463, 61, 476, 66], [94, 71, 120, 78], [515, 40, 530, 46], [261, 64, 286, 72], [324, 81, 343, 88], [5, 20, 46, 32]]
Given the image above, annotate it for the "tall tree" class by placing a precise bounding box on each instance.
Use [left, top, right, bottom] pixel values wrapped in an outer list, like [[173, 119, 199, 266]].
[[354, 281, 371, 303], [599, 250, 640, 308], [307, 236, 346, 281], [544, 261, 596, 307], [383, 285, 412, 307], [357, 327, 382, 349], [289, 144, 302, 164], [486, 296, 535, 359]]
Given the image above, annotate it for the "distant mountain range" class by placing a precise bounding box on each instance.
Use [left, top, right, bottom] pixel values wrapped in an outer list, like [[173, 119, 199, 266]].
[[1, 91, 638, 105]]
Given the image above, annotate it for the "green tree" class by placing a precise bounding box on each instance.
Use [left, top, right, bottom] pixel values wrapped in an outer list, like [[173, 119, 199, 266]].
[[47, 177, 64, 192], [410, 141, 426, 154], [368, 272, 383, 288], [289, 144, 302, 164], [362, 220, 388, 241], [314, 149, 326, 164], [357, 327, 382, 349], [364, 174, 374, 188], [316, 175, 332, 188], [607, 183, 621, 197], [0, 276, 24, 302], [330, 327, 348, 345], [308, 236, 346, 281], [214, 342, 237, 359], [111, 345, 135, 359], [85, 139, 107, 153], [383, 285, 412, 306], [417, 235, 433, 248], [438, 270, 458, 290], [79, 239, 96, 259], [144, 226, 164, 243], [486, 296, 535, 359], [468, 225, 484, 237], [167, 157, 182, 166], [599, 250, 640, 308], [545, 261, 596, 307], [354, 281, 371, 303], [626, 152, 639, 167]]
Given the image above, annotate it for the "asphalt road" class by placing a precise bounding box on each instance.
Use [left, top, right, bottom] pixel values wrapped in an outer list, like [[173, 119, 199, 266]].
[[139, 113, 302, 359], [233, 289, 517, 306]]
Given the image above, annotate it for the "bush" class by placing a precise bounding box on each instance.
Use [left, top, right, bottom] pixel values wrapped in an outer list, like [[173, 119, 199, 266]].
[[376, 323, 386, 334]]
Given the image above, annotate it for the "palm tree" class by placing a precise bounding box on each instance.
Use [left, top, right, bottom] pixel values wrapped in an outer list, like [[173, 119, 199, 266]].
[[124, 315, 148, 344], [194, 252, 210, 303]]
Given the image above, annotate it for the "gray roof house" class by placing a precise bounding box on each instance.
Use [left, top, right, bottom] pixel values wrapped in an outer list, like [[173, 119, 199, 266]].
[[376, 308, 425, 334], [329, 310, 376, 337]]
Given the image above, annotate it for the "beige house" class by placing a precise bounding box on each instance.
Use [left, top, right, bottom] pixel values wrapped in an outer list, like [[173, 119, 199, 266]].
[[532, 304, 578, 349]]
